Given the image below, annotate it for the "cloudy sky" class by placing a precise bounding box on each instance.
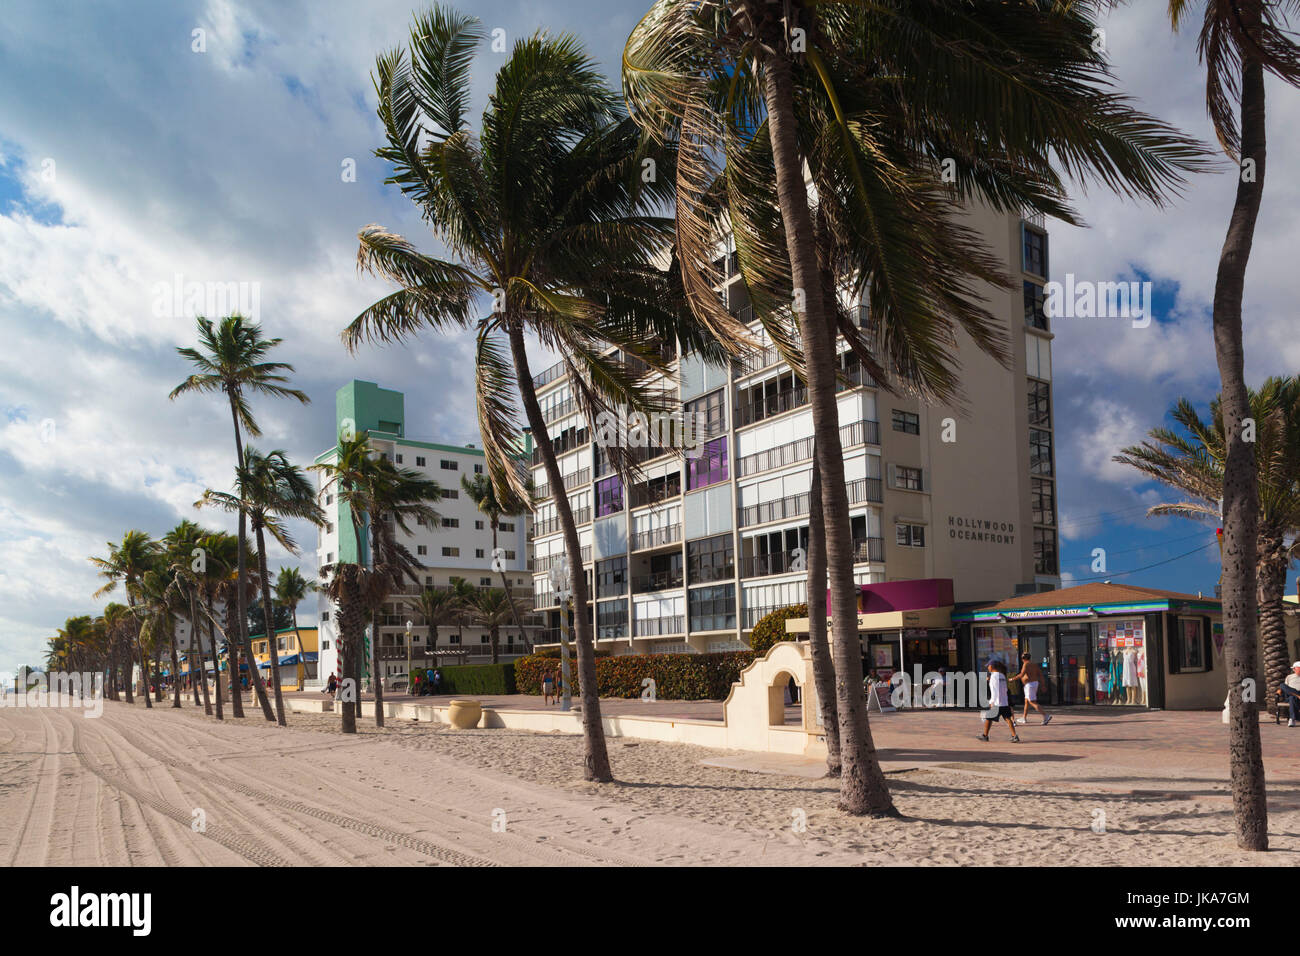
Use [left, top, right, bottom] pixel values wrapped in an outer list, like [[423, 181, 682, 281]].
[[3, 0, 1299, 674]]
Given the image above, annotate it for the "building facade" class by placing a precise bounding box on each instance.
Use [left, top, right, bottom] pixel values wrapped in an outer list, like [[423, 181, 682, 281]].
[[530, 204, 1060, 656], [314, 381, 539, 686]]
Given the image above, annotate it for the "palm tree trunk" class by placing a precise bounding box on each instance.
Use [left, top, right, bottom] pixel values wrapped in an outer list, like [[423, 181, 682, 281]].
[[371, 608, 385, 729], [490, 623, 500, 665], [1214, 45, 1268, 852], [139, 636, 152, 708], [1257, 539, 1290, 715], [228, 395, 275, 722], [492, 517, 527, 645], [205, 594, 225, 720], [338, 565, 361, 734], [169, 619, 182, 709], [506, 323, 612, 781], [153, 641, 164, 702], [806, 447, 841, 775], [224, 596, 245, 717], [253, 523, 288, 726], [753, 20, 895, 815], [189, 592, 213, 715], [120, 629, 133, 704]]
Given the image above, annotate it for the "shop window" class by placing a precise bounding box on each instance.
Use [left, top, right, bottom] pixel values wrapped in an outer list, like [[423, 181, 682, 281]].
[[1095, 619, 1148, 705], [1172, 617, 1209, 673]]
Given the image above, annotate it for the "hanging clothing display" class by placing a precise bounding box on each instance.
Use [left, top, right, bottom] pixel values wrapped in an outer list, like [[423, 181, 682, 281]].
[[1093, 619, 1147, 706]]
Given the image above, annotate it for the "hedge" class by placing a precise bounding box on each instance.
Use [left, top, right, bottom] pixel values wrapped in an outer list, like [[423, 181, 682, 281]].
[[748, 604, 808, 655], [409, 663, 516, 695], [515, 651, 755, 700]]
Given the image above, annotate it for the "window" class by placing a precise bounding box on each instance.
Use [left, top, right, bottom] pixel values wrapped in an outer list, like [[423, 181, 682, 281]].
[[443, 518, 459, 528], [1175, 618, 1209, 673], [499, 522, 515, 532], [441, 459, 458, 470], [1030, 428, 1054, 476], [440, 488, 459, 499], [596, 476, 624, 517], [326, 553, 334, 563], [686, 389, 727, 438], [277, 637, 286, 651], [686, 436, 728, 490], [895, 524, 925, 547], [688, 533, 734, 583], [325, 494, 334, 505], [480, 577, 491, 587], [1031, 477, 1056, 527], [1028, 380, 1052, 427], [416, 456, 426, 467], [321, 639, 330, 650], [395, 454, 403, 464], [895, 466, 923, 491], [325, 523, 334, 534], [321, 611, 330, 622], [596, 557, 627, 599], [1033, 527, 1058, 575], [476, 549, 485, 559], [475, 520, 485, 530], [481, 633, 490, 643], [474, 464, 483, 474], [442, 546, 459, 557], [1024, 281, 1048, 331], [689, 583, 736, 632], [891, 410, 920, 435], [597, 598, 629, 639], [424, 576, 432, 586], [1023, 226, 1048, 277], [417, 545, 428, 556], [504, 550, 515, 560]]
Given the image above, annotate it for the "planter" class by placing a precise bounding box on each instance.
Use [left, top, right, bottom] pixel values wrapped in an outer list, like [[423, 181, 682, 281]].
[[447, 698, 483, 729]]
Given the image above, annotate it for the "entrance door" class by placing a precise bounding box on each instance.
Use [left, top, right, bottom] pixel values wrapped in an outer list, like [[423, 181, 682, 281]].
[[1057, 625, 1091, 705], [1018, 626, 1052, 704]]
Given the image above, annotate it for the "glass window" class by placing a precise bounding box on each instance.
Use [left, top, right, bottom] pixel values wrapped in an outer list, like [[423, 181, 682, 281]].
[[1178, 618, 1206, 672], [895, 466, 923, 491], [1028, 380, 1051, 427], [595, 557, 627, 599], [1033, 527, 1058, 575], [688, 533, 734, 583], [597, 599, 629, 640], [1030, 429, 1053, 476], [686, 389, 727, 439], [1024, 281, 1048, 331], [416, 456, 426, 467], [687, 436, 728, 490], [442, 518, 459, 528], [442, 546, 459, 557], [689, 583, 736, 632], [895, 524, 925, 547], [1023, 227, 1048, 277], [596, 476, 624, 517], [891, 410, 920, 435], [440, 459, 458, 470], [1031, 478, 1056, 527]]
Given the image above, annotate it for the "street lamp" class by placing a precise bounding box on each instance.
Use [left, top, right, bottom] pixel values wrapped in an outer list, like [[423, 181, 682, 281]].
[[405, 619, 413, 694]]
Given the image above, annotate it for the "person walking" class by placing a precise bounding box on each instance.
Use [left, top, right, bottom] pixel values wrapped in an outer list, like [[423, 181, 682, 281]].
[[1280, 661, 1300, 727], [542, 669, 556, 706], [325, 672, 338, 696], [1011, 652, 1052, 726], [978, 660, 1020, 743]]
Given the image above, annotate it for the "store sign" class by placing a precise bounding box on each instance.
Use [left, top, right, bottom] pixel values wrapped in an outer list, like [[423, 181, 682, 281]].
[[903, 628, 929, 639], [948, 515, 1015, 544], [999, 607, 1091, 620]]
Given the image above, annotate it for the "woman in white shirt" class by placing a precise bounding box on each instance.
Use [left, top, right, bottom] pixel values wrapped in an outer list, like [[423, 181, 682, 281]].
[[978, 660, 1021, 742]]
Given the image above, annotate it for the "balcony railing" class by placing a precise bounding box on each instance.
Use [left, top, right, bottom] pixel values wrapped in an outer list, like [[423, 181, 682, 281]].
[[847, 477, 883, 504], [533, 508, 591, 537], [533, 547, 591, 574], [687, 563, 735, 584], [633, 614, 685, 637], [735, 386, 808, 427], [735, 419, 882, 478], [632, 569, 683, 592], [743, 604, 793, 629], [740, 492, 809, 528], [852, 536, 885, 563], [532, 360, 565, 389], [630, 524, 682, 551], [542, 396, 579, 424], [629, 478, 682, 509], [740, 551, 806, 579]]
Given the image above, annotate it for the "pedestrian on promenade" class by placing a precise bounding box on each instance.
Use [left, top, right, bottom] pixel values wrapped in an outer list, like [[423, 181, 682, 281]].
[[1011, 652, 1052, 726], [325, 673, 337, 696], [1280, 661, 1300, 727], [978, 660, 1020, 743], [542, 669, 555, 705], [432, 668, 443, 695]]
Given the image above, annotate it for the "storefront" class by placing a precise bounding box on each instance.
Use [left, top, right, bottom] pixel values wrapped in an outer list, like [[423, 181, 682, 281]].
[[952, 584, 1227, 710]]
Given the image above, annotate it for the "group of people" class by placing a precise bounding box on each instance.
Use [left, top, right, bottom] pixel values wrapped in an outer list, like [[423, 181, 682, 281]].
[[410, 668, 444, 696], [978, 654, 1054, 742], [541, 668, 566, 705]]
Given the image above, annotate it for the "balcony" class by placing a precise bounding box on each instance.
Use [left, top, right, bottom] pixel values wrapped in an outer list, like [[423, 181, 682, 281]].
[[735, 419, 881, 478], [630, 524, 682, 552], [847, 477, 883, 504], [735, 386, 808, 427], [743, 604, 790, 629], [741, 551, 805, 579], [631, 569, 683, 592], [542, 396, 579, 425], [629, 475, 681, 509], [533, 547, 591, 574], [532, 360, 565, 390], [533, 507, 592, 537], [535, 467, 591, 502], [740, 492, 809, 528], [852, 536, 885, 563], [633, 614, 685, 637]]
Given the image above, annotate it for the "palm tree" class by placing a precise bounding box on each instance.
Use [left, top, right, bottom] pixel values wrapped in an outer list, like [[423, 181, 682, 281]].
[[464, 588, 528, 663], [91, 530, 161, 708], [102, 603, 132, 703], [1115, 378, 1300, 713], [199, 448, 324, 726], [169, 314, 310, 722], [624, 0, 1209, 815], [313, 434, 439, 730], [162, 522, 216, 715], [446, 576, 475, 649], [158, 520, 207, 709], [461, 472, 531, 636], [409, 586, 461, 669], [341, 8, 715, 779], [1160, 0, 1300, 854], [275, 566, 316, 683], [195, 532, 240, 720]]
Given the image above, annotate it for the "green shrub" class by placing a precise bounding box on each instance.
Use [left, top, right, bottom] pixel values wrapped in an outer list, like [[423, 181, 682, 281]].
[[515, 651, 755, 700], [747, 604, 808, 655], [407, 663, 516, 695]]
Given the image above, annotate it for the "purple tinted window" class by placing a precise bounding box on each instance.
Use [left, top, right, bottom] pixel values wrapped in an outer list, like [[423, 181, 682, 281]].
[[596, 476, 624, 517], [687, 437, 728, 490]]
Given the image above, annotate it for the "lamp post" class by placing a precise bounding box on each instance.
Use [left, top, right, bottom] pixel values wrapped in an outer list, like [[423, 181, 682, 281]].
[[548, 558, 573, 712], [405, 619, 413, 695]]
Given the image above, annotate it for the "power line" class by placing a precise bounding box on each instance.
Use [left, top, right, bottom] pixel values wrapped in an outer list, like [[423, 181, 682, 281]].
[[1069, 540, 1219, 582], [1092, 528, 1216, 557]]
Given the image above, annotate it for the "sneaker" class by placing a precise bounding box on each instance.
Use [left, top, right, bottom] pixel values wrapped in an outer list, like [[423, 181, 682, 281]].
[[976, 734, 989, 741], [1289, 719, 1296, 728], [1011, 736, 1021, 743], [1042, 714, 1053, 726]]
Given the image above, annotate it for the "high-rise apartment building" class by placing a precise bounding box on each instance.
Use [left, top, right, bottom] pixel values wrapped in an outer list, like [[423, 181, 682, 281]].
[[313, 381, 539, 684], [529, 204, 1060, 655]]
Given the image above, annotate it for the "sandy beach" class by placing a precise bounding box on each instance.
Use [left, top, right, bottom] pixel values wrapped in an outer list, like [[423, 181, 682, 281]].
[[2, 696, 1298, 866]]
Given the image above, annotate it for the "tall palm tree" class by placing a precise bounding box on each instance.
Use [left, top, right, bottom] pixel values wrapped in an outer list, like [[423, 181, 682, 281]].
[[624, 0, 1209, 815], [1160, 0, 1300, 854], [461, 472, 530, 636], [162, 522, 216, 715], [102, 602, 132, 703], [91, 530, 161, 708], [464, 587, 528, 663], [199, 448, 324, 726], [409, 586, 461, 668], [195, 531, 240, 720], [159, 520, 206, 709], [341, 8, 714, 779], [446, 576, 475, 649], [169, 314, 310, 722], [1115, 377, 1300, 713]]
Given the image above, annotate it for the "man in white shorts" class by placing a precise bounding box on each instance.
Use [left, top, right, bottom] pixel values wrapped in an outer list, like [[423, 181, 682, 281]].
[[1012, 652, 1052, 725]]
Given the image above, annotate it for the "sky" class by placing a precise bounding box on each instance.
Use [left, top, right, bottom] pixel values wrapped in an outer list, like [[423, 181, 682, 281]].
[[3, 0, 1300, 675]]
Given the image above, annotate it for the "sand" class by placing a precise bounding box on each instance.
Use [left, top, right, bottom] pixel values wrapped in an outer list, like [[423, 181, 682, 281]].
[[2, 696, 1297, 866]]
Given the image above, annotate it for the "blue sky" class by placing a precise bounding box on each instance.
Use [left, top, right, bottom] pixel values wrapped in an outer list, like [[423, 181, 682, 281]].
[[3, 0, 1300, 672]]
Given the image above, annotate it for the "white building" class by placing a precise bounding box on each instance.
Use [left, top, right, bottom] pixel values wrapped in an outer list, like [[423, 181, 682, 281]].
[[530, 204, 1060, 656], [313, 380, 540, 686]]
